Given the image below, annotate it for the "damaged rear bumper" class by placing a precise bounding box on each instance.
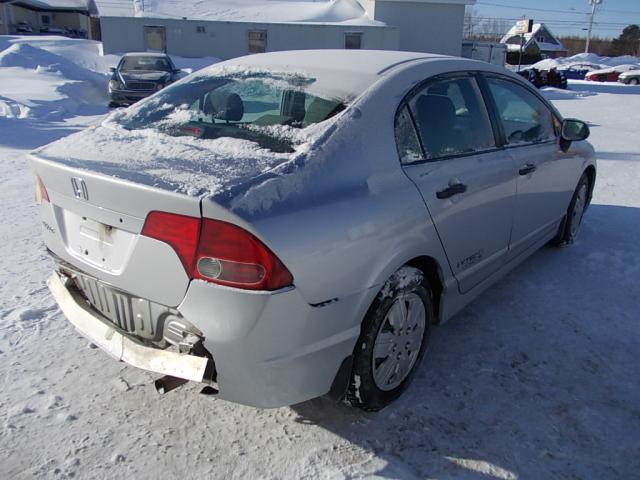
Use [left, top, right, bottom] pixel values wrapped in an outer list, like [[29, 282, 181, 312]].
[[47, 272, 213, 383]]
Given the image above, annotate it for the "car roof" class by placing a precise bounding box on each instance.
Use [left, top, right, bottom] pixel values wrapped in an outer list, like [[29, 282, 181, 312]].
[[221, 50, 453, 77], [122, 52, 171, 58]]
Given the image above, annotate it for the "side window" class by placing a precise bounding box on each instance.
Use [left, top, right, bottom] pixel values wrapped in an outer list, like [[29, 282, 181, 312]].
[[406, 77, 495, 160], [395, 106, 425, 164], [486, 77, 557, 145]]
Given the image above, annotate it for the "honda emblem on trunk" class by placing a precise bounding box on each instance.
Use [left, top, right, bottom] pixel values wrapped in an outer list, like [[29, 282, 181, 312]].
[[71, 177, 89, 201]]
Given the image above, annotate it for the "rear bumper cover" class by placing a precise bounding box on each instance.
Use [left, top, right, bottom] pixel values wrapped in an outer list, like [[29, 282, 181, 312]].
[[48, 273, 211, 383]]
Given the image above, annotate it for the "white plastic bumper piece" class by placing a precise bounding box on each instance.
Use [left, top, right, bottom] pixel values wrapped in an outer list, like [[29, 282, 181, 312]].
[[47, 273, 210, 383]]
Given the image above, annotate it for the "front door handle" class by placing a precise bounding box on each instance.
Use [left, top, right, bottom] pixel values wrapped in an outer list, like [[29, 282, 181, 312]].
[[519, 163, 537, 175], [436, 181, 467, 199]]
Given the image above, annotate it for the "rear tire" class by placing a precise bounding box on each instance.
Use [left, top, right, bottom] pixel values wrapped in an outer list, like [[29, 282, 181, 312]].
[[346, 267, 432, 412], [553, 173, 590, 246]]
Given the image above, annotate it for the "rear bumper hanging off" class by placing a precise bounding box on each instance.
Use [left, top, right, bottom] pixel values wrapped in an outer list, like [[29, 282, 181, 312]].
[[47, 273, 212, 383]]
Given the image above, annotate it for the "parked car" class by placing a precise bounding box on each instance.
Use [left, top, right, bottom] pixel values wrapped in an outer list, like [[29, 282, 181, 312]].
[[30, 50, 595, 411], [516, 67, 567, 89], [618, 70, 640, 85], [15, 21, 34, 34], [558, 63, 604, 80], [108, 53, 182, 107], [585, 64, 640, 82], [39, 26, 66, 35]]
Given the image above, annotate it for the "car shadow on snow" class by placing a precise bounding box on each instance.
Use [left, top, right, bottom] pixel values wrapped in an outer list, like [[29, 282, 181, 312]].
[[291, 204, 640, 479]]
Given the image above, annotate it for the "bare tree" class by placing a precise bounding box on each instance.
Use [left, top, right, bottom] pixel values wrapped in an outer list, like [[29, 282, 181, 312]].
[[464, 6, 483, 39]]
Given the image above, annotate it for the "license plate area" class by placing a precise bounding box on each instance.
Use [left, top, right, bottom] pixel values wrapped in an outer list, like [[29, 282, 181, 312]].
[[58, 209, 136, 273]]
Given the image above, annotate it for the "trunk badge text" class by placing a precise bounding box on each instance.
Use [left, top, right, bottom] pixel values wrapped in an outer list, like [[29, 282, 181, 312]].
[[71, 177, 89, 201]]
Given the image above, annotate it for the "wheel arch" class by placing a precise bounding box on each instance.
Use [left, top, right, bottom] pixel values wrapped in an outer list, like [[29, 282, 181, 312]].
[[405, 255, 445, 324], [584, 164, 596, 207]]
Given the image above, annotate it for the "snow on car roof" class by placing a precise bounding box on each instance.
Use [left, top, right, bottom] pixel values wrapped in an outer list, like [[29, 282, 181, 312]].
[[213, 50, 447, 78], [122, 52, 171, 58]]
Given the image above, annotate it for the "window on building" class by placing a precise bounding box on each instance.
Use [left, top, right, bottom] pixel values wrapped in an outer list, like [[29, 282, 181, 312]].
[[248, 30, 267, 54], [345, 32, 362, 50], [41, 15, 51, 26], [196, 26, 206, 33]]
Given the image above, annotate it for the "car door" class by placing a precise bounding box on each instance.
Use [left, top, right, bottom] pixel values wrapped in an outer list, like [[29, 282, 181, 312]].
[[398, 74, 517, 294], [482, 75, 575, 259]]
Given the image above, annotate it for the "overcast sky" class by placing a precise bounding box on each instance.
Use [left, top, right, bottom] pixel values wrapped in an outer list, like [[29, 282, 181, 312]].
[[472, 0, 640, 38]]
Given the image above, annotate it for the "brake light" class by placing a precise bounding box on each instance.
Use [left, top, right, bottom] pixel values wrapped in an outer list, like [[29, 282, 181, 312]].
[[35, 176, 49, 204], [141, 212, 293, 291]]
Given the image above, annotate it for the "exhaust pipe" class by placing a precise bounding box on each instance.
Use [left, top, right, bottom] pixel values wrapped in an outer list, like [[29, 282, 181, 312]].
[[154, 375, 189, 394]]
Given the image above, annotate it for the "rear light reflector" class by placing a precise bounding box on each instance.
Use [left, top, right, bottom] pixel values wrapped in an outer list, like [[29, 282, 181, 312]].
[[35, 176, 49, 204], [141, 212, 293, 291]]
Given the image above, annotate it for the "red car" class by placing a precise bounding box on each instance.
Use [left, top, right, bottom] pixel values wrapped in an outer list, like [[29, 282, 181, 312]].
[[585, 64, 640, 82]]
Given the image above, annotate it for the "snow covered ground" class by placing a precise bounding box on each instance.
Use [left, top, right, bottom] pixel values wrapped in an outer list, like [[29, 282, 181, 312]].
[[1, 37, 640, 479]]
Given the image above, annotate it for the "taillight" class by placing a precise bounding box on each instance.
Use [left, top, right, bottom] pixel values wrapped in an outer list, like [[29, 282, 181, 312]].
[[35, 176, 49, 204], [141, 212, 293, 291]]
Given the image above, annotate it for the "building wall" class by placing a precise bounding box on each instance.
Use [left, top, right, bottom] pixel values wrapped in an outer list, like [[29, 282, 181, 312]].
[[100, 17, 400, 58], [372, 2, 466, 56], [5, 5, 89, 33], [0, 4, 8, 35]]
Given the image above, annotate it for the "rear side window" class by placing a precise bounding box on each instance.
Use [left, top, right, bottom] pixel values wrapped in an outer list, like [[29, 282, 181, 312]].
[[404, 77, 495, 160], [395, 106, 425, 164], [486, 77, 557, 145]]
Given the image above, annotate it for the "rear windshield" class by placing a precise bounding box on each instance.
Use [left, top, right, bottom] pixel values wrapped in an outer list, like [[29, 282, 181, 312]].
[[115, 70, 354, 153], [121, 56, 172, 72]]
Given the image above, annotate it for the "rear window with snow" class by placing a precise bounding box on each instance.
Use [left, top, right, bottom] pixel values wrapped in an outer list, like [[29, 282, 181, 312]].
[[115, 69, 360, 153]]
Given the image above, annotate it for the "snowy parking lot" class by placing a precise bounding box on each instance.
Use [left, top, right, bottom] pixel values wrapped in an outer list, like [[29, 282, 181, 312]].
[[1, 37, 639, 479]]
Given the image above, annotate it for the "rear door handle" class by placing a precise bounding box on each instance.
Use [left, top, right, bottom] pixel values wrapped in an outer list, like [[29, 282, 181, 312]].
[[519, 163, 537, 175], [436, 181, 467, 199]]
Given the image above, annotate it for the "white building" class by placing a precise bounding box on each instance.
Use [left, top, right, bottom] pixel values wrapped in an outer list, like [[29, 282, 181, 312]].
[[501, 22, 567, 59], [93, 0, 474, 59]]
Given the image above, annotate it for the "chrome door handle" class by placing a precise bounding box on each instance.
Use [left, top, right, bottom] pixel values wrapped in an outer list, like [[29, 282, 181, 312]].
[[519, 163, 537, 175]]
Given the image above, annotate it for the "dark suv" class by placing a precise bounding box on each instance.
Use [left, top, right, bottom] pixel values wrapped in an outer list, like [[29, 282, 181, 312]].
[[108, 53, 182, 107]]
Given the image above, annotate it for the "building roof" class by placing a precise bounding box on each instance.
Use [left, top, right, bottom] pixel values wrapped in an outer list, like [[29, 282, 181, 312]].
[[501, 22, 566, 53]]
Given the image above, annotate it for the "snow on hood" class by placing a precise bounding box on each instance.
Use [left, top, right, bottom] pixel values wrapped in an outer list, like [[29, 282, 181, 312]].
[[119, 71, 171, 81], [32, 113, 331, 198]]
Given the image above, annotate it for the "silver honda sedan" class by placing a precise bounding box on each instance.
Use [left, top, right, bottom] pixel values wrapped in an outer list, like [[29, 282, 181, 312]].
[[30, 50, 595, 411]]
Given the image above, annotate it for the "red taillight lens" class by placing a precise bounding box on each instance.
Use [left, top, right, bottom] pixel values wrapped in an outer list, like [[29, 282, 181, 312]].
[[141, 211, 201, 273], [141, 212, 293, 291], [35, 176, 49, 204]]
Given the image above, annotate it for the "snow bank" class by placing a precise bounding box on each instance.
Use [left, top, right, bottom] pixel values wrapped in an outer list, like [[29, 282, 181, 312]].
[[130, 0, 379, 25], [533, 52, 640, 71]]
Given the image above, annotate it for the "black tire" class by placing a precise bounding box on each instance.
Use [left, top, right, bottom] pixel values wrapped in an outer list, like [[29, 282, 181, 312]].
[[629, 78, 639, 86], [552, 173, 590, 246], [108, 101, 119, 109], [346, 267, 433, 412]]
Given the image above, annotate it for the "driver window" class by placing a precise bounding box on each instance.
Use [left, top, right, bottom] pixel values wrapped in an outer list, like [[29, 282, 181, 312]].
[[486, 78, 556, 145]]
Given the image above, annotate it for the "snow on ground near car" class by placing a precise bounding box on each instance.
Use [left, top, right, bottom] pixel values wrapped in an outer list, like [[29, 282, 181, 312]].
[[1, 37, 640, 478], [533, 51, 640, 71], [130, 0, 380, 25]]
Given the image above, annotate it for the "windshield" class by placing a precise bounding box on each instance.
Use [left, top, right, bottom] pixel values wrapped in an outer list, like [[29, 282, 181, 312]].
[[121, 56, 171, 72], [115, 71, 349, 153]]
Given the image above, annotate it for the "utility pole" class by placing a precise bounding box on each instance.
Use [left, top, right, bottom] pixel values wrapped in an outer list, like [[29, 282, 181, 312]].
[[585, 0, 602, 54]]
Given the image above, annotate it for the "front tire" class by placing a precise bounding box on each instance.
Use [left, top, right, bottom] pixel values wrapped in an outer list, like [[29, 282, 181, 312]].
[[553, 173, 590, 246], [629, 78, 639, 85], [346, 267, 432, 411]]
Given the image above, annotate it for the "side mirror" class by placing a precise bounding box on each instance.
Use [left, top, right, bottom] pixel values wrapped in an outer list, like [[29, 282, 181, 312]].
[[561, 118, 590, 142], [109, 67, 116, 73]]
